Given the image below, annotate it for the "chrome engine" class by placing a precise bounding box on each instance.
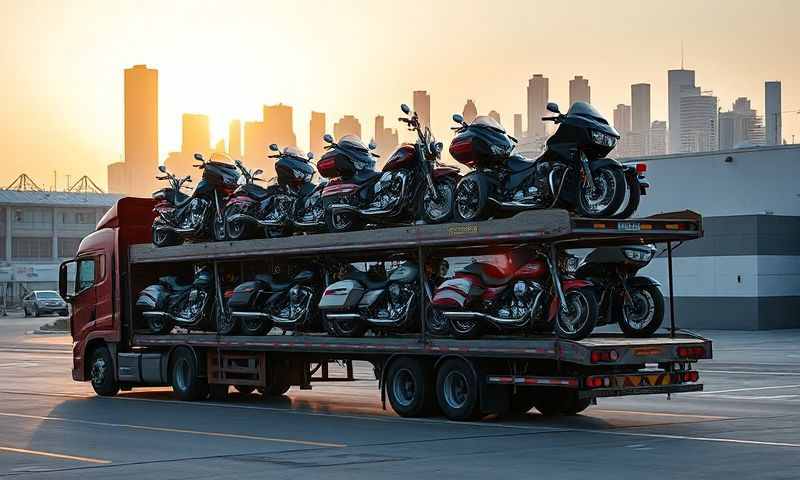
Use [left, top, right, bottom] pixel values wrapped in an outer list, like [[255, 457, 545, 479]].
[[271, 285, 313, 325], [493, 280, 544, 324], [368, 283, 415, 325], [367, 171, 407, 212], [177, 198, 209, 231], [294, 191, 324, 226], [262, 194, 293, 224], [172, 290, 209, 323], [507, 163, 553, 208]]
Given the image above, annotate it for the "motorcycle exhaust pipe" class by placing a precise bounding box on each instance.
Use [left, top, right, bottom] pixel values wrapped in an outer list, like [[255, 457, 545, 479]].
[[230, 311, 270, 319], [487, 197, 537, 210], [325, 313, 361, 320], [227, 213, 284, 227], [328, 203, 396, 217], [442, 310, 529, 325], [155, 224, 201, 235]]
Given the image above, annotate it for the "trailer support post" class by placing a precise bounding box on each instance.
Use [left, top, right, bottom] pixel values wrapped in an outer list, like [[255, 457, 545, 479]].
[[418, 246, 427, 345], [667, 241, 676, 338]]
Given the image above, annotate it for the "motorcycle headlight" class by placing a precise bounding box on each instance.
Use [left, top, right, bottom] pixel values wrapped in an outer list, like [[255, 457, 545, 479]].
[[591, 130, 617, 148], [622, 248, 654, 263]]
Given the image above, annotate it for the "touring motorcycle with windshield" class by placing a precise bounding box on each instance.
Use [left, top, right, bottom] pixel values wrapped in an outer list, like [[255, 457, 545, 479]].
[[223, 145, 325, 239], [318, 104, 461, 233], [450, 101, 647, 221], [575, 244, 664, 337], [430, 248, 599, 340], [151, 153, 239, 247], [135, 265, 217, 334]]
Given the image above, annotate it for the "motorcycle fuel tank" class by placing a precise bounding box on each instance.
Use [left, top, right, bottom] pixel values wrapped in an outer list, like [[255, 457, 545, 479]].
[[383, 144, 416, 171]]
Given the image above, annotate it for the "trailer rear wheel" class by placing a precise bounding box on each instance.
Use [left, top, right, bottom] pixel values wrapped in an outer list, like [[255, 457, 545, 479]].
[[170, 348, 208, 401], [386, 358, 435, 417], [532, 388, 591, 416], [435, 359, 480, 421], [509, 390, 537, 414], [89, 345, 119, 397]]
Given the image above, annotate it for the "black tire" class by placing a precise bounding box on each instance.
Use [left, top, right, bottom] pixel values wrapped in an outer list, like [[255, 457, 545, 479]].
[[225, 205, 256, 241], [425, 308, 451, 337], [33, 306, 40, 318], [146, 312, 173, 335], [449, 315, 484, 339], [532, 388, 591, 416], [215, 300, 238, 335], [324, 209, 363, 234], [89, 345, 119, 397], [240, 312, 271, 336], [208, 383, 229, 401], [212, 212, 227, 242], [614, 172, 641, 219], [577, 166, 626, 218], [152, 223, 181, 247], [328, 316, 368, 338], [617, 285, 665, 338], [509, 390, 537, 414], [170, 347, 208, 401], [386, 358, 436, 417], [435, 359, 480, 421], [261, 370, 291, 396], [234, 385, 256, 395], [454, 174, 490, 222], [554, 287, 599, 340], [422, 178, 457, 224]]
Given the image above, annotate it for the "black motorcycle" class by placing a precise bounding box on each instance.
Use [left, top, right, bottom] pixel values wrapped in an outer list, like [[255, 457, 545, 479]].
[[226, 267, 322, 335], [575, 244, 664, 337], [318, 262, 420, 337], [450, 101, 647, 221], [151, 153, 240, 247], [318, 104, 461, 233], [224, 145, 325, 240], [135, 265, 216, 334]]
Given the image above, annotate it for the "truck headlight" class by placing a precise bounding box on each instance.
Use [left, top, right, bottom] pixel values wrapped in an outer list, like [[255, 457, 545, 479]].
[[591, 130, 617, 148]]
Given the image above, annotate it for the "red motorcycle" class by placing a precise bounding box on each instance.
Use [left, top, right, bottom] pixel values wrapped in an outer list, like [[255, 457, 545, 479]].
[[430, 247, 599, 340]]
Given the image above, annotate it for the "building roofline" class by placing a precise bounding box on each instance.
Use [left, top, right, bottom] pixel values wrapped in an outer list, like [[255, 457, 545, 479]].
[[620, 143, 800, 162]]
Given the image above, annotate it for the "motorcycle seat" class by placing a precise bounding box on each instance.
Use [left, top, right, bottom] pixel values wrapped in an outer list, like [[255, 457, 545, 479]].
[[505, 154, 538, 173], [459, 262, 511, 287], [352, 170, 382, 185], [254, 274, 293, 291], [344, 270, 388, 290], [159, 276, 193, 292]]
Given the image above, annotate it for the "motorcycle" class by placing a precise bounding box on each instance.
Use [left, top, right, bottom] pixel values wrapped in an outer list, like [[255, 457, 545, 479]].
[[430, 248, 599, 340], [151, 153, 240, 247], [575, 244, 664, 337], [224, 145, 325, 240], [226, 267, 322, 335], [319, 261, 421, 337], [450, 101, 647, 221], [135, 265, 216, 334], [318, 104, 461, 233]]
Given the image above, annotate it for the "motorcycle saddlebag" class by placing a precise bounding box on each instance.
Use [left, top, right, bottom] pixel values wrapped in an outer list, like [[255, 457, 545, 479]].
[[318, 279, 364, 311], [136, 284, 168, 311], [227, 281, 262, 311], [431, 278, 474, 309]]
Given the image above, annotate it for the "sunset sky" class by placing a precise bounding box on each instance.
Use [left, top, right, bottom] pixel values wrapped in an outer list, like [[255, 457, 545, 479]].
[[1, 0, 797, 189]]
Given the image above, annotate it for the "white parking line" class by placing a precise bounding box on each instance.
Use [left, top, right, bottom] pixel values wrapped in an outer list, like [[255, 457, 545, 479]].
[[702, 370, 800, 376], [693, 384, 800, 395]]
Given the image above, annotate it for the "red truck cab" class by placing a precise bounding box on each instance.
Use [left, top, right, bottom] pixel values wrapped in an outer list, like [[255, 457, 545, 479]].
[[59, 198, 154, 382]]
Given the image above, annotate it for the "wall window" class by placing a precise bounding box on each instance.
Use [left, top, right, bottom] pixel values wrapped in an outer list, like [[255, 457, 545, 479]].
[[57, 238, 81, 258], [14, 208, 52, 225], [12, 237, 52, 259]]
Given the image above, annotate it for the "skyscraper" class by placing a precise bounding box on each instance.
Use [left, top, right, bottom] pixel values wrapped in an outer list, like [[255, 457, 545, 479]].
[[488, 110, 501, 125], [244, 120, 267, 167], [309, 111, 325, 159], [648, 121, 667, 156], [679, 88, 718, 153], [263, 104, 297, 148], [462, 100, 477, 123], [228, 119, 241, 159], [719, 97, 765, 149], [513, 114, 523, 139], [334, 115, 362, 139], [108, 64, 158, 195], [631, 83, 651, 133], [413, 90, 431, 128], [667, 69, 696, 153], [526, 74, 549, 138], [373, 115, 399, 163], [613, 104, 632, 134], [569, 75, 590, 106], [181, 113, 210, 155], [765, 81, 782, 145]]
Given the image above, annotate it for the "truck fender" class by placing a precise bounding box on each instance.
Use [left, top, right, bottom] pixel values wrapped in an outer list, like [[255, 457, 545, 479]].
[[624, 276, 661, 289]]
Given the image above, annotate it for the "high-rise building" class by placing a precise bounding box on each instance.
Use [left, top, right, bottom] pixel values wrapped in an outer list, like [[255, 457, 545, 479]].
[[648, 121, 667, 156], [667, 69, 696, 153], [488, 110, 501, 125], [334, 115, 362, 139], [462, 100, 477, 123], [765, 81, 782, 145], [413, 90, 431, 128], [373, 115, 399, 163], [527, 74, 549, 138], [679, 88, 718, 153], [613, 104, 632, 134], [719, 97, 765, 149], [244, 120, 267, 167], [631, 83, 651, 133], [513, 114, 523, 139], [108, 64, 158, 195], [309, 111, 326, 159], [569, 75, 590, 106], [228, 119, 241, 159], [181, 114, 210, 155], [263, 104, 297, 148]]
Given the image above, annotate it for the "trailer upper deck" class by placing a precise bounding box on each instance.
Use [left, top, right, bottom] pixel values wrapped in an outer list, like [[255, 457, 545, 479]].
[[128, 209, 702, 264]]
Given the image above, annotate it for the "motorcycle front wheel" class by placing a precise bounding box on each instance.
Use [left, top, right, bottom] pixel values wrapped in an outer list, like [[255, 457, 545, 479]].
[[240, 312, 271, 336], [225, 205, 256, 241], [449, 315, 483, 339], [617, 285, 664, 338], [152, 222, 181, 247], [324, 209, 363, 234], [554, 288, 598, 340], [425, 307, 451, 336], [328, 316, 367, 337], [215, 299, 238, 335], [454, 175, 490, 223], [145, 312, 174, 335], [577, 167, 626, 218], [422, 178, 457, 224]]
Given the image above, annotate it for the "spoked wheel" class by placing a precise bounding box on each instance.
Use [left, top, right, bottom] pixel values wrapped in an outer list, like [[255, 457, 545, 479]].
[[215, 300, 238, 335], [454, 175, 489, 222], [425, 307, 451, 336], [618, 285, 664, 338], [577, 167, 626, 218], [614, 172, 641, 219], [422, 178, 456, 224], [240, 312, 270, 336], [554, 288, 598, 340], [212, 212, 227, 241], [324, 209, 362, 234], [328, 316, 367, 338], [145, 312, 174, 335], [449, 315, 483, 339], [225, 205, 256, 241]]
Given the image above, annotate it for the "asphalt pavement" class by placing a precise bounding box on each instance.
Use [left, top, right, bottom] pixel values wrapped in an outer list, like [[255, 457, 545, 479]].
[[1, 312, 799, 479]]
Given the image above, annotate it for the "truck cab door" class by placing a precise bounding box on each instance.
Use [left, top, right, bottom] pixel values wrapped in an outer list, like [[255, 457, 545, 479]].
[[60, 256, 99, 343]]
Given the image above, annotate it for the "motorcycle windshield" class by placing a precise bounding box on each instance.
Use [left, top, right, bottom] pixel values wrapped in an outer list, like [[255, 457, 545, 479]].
[[566, 101, 619, 137], [472, 115, 506, 133], [283, 146, 309, 161], [338, 135, 369, 152]]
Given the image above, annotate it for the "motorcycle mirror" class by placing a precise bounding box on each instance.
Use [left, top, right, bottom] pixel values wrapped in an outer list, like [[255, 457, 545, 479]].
[[323, 134, 334, 144], [400, 103, 411, 115], [269, 143, 279, 152], [307, 152, 314, 160], [433, 141, 444, 154], [254, 169, 263, 176], [546, 102, 561, 114], [452, 113, 464, 124], [193, 153, 204, 162], [158, 165, 166, 173], [368, 140, 377, 150]]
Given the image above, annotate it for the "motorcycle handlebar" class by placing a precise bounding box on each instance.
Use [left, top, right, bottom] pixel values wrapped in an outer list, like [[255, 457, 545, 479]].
[[542, 116, 560, 122]]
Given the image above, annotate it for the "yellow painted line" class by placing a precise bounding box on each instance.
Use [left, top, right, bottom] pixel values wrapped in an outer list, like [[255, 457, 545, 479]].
[[0, 412, 344, 448], [592, 409, 729, 420], [0, 446, 110, 464]]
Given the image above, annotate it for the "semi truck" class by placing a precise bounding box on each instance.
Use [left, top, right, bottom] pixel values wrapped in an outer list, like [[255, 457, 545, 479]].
[[59, 197, 711, 420]]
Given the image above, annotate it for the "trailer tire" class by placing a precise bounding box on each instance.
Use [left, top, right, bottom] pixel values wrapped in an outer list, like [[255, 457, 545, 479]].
[[386, 358, 435, 417], [532, 388, 591, 416], [435, 359, 480, 421], [170, 348, 208, 401], [89, 345, 119, 397], [509, 390, 537, 414]]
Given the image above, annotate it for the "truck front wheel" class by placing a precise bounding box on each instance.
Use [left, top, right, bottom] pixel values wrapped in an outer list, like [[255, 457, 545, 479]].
[[89, 345, 119, 397], [170, 348, 208, 401]]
